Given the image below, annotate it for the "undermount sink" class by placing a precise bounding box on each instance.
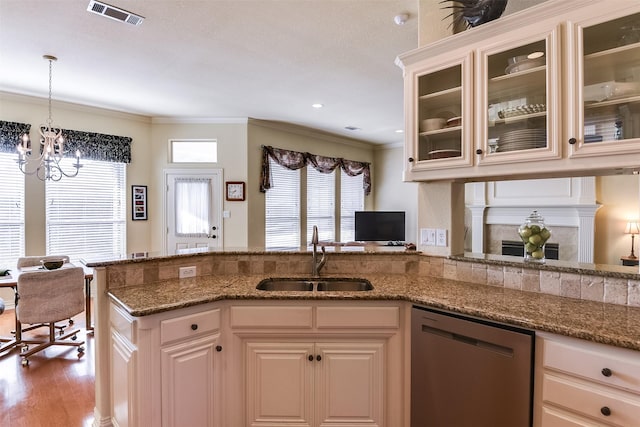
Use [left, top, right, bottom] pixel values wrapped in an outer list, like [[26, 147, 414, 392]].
[[256, 277, 373, 292], [315, 280, 374, 291], [256, 279, 314, 291]]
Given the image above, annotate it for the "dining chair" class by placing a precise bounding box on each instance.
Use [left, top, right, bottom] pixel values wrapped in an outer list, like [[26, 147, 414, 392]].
[[16, 266, 85, 366], [16, 255, 72, 335]]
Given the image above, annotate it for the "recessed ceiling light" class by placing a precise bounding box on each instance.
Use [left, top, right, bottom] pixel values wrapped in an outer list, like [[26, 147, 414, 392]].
[[312, 103, 324, 109], [344, 126, 361, 131], [395, 129, 404, 133]]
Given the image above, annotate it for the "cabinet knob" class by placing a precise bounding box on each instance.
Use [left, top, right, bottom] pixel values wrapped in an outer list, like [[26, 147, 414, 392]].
[[316, 355, 322, 362], [190, 324, 198, 331], [601, 406, 611, 416], [308, 355, 314, 362], [601, 368, 612, 377], [568, 137, 577, 145], [216, 345, 222, 352], [408, 157, 414, 163], [475, 149, 483, 155]]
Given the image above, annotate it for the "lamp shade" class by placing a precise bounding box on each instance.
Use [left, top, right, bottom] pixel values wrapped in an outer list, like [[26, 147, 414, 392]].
[[625, 221, 640, 235]]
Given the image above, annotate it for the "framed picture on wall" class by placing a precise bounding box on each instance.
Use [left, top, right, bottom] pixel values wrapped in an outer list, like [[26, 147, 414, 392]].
[[132, 185, 148, 221]]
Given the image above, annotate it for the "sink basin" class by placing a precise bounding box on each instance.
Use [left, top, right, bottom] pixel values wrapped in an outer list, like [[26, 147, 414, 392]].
[[256, 279, 314, 291], [256, 277, 373, 292], [316, 279, 373, 291]]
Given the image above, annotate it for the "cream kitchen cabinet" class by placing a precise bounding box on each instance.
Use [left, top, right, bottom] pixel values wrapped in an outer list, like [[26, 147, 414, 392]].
[[245, 340, 385, 427], [397, 0, 640, 183], [226, 301, 407, 427], [535, 331, 640, 427], [109, 301, 224, 427]]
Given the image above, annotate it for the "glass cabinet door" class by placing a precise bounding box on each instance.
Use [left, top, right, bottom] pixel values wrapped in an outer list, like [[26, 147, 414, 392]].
[[477, 26, 561, 165], [408, 53, 473, 171], [570, 11, 640, 157]]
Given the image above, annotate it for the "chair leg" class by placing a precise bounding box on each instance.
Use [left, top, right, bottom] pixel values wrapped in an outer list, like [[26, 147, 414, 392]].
[[20, 323, 85, 367]]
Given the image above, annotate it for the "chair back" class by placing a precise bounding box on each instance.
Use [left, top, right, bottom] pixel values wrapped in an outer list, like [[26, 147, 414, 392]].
[[16, 266, 85, 325], [17, 255, 70, 269]]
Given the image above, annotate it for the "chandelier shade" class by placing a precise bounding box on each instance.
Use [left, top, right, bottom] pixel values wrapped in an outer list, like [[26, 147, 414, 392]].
[[17, 55, 82, 181]]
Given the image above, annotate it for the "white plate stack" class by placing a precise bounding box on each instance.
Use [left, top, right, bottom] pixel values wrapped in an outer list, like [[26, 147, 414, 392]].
[[496, 129, 546, 152]]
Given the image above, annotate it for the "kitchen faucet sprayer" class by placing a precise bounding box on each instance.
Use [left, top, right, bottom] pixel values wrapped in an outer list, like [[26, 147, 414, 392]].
[[311, 225, 327, 277]]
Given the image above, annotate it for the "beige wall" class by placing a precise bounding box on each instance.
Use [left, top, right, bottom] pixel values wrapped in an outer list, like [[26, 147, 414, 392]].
[[246, 120, 376, 249], [0, 92, 152, 257], [150, 120, 249, 251], [373, 145, 419, 244], [595, 175, 640, 265]]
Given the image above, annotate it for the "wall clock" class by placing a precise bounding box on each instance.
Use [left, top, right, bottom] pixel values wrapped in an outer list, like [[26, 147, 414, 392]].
[[226, 181, 245, 201]]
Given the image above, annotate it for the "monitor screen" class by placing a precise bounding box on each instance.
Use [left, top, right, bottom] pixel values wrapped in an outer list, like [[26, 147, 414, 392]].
[[354, 211, 405, 242]]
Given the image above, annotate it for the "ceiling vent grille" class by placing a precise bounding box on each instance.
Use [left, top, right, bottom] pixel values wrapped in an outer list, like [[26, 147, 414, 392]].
[[87, 0, 144, 26]]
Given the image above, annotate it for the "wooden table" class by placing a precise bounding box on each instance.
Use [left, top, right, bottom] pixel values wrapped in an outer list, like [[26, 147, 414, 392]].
[[0, 263, 93, 355]]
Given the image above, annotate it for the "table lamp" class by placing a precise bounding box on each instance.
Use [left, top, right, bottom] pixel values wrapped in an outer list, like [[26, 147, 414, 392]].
[[624, 221, 640, 259]]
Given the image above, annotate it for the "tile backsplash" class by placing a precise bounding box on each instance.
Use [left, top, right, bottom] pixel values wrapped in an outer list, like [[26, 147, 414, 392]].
[[103, 251, 639, 308]]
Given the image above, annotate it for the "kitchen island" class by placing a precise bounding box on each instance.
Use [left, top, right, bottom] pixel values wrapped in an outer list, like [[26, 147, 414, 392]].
[[85, 250, 640, 427]]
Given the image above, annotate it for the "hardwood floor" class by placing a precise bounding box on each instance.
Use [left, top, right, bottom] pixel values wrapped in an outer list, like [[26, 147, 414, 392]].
[[0, 308, 95, 427]]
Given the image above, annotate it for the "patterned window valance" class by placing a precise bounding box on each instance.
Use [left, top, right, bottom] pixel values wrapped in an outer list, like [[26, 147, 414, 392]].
[[0, 120, 132, 163], [61, 129, 131, 164], [0, 120, 30, 154], [260, 145, 371, 195]]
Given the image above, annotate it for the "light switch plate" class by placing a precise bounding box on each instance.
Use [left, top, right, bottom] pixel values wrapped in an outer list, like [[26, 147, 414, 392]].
[[421, 228, 436, 246], [436, 229, 447, 247]]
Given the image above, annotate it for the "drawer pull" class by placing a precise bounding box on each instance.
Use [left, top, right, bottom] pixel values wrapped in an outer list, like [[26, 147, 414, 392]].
[[190, 324, 198, 331], [601, 367, 612, 377], [216, 345, 222, 352], [308, 355, 314, 362], [316, 355, 322, 362], [600, 406, 611, 416]]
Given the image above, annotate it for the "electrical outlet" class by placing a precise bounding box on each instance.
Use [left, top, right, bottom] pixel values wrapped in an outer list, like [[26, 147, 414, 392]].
[[436, 229, 447, 247], [179, 266, 196, 278], [420, 228, 436, 246]]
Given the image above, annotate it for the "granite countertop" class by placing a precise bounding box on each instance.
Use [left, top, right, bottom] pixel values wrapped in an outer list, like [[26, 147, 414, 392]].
[[108, 273, 640, 352]]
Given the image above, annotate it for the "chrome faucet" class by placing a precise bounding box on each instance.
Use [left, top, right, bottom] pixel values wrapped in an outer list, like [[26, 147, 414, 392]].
[[311, 225, 327, 277]]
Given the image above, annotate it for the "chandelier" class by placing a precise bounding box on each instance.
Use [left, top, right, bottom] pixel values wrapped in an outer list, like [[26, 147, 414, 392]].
[[17, 55, 82, 181]]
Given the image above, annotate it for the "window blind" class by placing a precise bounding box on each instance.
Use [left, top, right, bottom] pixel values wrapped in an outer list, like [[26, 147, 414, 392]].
[[46, 159, 126, 260], [265, 158, 300, 250], [307, 166, 335, 243], [0, 153, 25, 262], [340, 170, 364, 242]]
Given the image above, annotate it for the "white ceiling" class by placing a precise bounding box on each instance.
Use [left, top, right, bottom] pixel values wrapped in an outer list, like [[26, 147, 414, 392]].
[[0, 0, 423, 145]]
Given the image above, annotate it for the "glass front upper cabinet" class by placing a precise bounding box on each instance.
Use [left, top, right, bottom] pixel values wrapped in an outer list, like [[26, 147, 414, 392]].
[[477, 26, 561, 165], [571, 12, 640, 157], [409, 52, 473, 170]]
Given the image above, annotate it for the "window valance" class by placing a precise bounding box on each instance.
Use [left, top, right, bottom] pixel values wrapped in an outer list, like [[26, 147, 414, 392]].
[[61, 129, 132, 164], [260, 145, 371, 195], [0, 120, 30, 154], [0, 120, 132, 163]]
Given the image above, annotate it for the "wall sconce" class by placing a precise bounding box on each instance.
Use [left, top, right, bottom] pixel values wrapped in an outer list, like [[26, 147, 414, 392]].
[[624, 221, 640, 259]]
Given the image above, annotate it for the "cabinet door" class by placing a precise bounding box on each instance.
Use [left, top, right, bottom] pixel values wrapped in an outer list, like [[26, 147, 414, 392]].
[[161, 334, 220, 427], [111, 330, 137, 427], [315, 342, 384, 427], [404, 51, 474, 173], [245, 341, 315, 427], [476, 23, 562, 166], [567, 4, 640, 159]]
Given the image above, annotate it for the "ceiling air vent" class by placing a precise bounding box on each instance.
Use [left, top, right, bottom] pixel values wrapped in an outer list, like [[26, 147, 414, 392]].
[[87, 0, 144, 26]]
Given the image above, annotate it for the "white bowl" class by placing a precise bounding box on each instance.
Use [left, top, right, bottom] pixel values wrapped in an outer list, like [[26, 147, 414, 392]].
[[420, 118, 446, 132]]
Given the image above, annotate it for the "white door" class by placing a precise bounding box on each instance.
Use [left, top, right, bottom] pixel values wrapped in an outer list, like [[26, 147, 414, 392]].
[[165, 169, 223, 254]]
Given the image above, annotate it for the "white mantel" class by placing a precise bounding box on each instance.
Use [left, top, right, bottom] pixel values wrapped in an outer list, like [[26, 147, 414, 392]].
[[466, 177, 601, 263]]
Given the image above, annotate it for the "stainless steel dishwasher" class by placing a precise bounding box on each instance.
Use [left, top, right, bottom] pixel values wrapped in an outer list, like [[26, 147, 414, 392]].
[[411, 306, 534, 427]]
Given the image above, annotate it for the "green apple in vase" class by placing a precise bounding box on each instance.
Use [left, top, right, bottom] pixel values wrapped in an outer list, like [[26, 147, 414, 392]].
[[518, 224, 551, 259]]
